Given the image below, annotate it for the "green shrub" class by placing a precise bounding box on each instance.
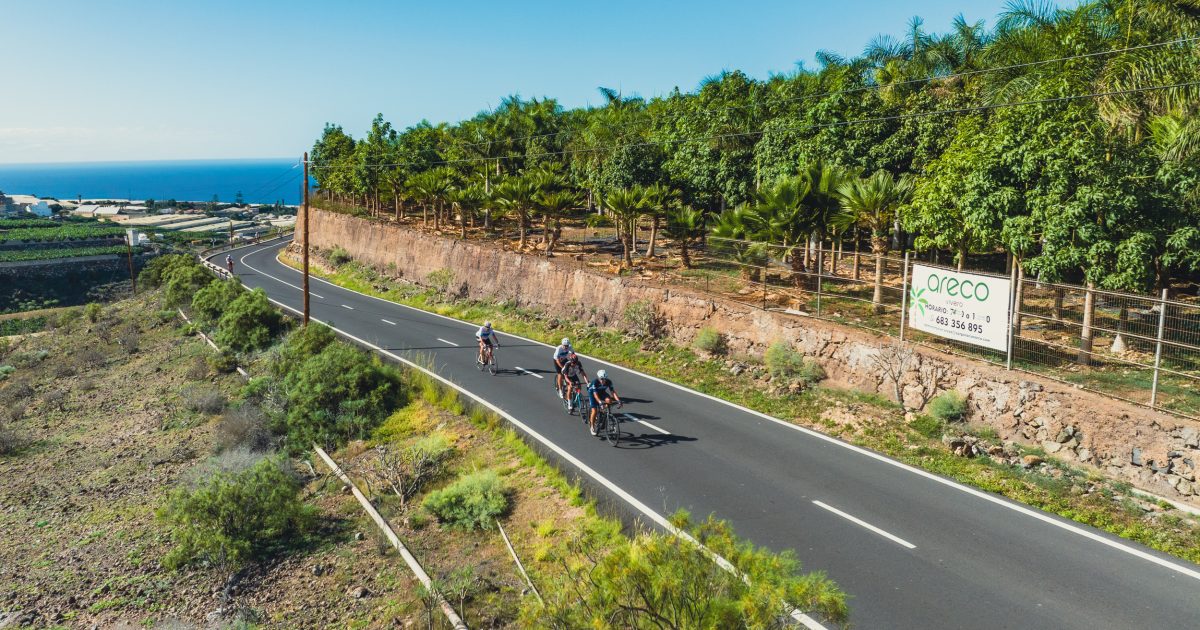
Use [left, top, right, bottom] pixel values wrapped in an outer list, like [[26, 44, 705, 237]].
[[422, 470, 510, 530], [927, 390, 969, 422], [426, 268, 455, 301], [271, 323, 336, 379], [764, 341, 824, 385], [55, 308, 83, 328], [328, 246, 352, 266], [140, 254, 194, 288], [157, 456, 313, 570], [521, 513, 847, 626], [0, 316, 47, 336], [623, 300, 663, 338], [909, 414, 944, 439], [215, 289, 282, 352], [206, 350, 238, 374], [84, 302, 103, 323], [163, 263, 212, 308], [0, 365, 14, 381], [191, 279, 243, 328], [281, 343, 403, 449], [693, 327, 726, 355]]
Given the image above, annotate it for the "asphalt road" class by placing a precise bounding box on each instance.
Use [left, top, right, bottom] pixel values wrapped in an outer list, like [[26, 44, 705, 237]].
[[213, 238, 1200, 629]]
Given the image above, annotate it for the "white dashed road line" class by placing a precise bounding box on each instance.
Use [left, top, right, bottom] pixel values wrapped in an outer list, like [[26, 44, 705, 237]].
[[436, 338, 459, 347], [624, 414, 670, 435], [514, 366, 543, 379], [381, 319, 397, 325], [341, 304, 354, 310], [813, 500, 916, 550]]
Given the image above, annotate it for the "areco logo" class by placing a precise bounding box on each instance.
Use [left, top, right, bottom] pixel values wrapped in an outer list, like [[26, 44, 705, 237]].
[[924, 272, 991, 301]]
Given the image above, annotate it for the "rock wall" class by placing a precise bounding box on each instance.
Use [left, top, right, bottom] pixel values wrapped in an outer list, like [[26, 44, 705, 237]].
[[301, 208, 1200, 505]]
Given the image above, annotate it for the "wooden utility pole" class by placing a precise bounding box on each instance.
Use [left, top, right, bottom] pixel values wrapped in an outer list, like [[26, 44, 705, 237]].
[[125, 229, 137, 296], [228, 219, 234, 245], [302, 152, 310, 326]]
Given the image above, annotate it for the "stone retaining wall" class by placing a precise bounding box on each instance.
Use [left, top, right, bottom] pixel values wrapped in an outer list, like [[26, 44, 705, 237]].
[[300, 208, 1200, 504]]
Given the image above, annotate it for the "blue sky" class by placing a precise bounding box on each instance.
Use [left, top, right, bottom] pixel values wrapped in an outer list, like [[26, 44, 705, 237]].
[[3, 0, 1020, 164]]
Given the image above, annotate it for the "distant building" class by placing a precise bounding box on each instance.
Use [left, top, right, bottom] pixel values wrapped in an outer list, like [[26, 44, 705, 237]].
[[0, 192, 53, 217], [72, 204, 101, 218]]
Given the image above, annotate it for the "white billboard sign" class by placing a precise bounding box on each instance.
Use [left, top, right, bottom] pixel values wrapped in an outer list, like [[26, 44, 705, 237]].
[[907, 265, 1012, 352]]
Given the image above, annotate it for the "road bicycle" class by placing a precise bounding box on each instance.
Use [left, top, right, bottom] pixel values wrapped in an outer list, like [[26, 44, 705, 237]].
[[594, 402, 621, 446], [476, 344, 497, 375], [562, 381, 588, 417]]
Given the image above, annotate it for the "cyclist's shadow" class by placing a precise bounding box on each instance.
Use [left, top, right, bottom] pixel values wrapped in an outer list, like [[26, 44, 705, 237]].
[[615, 411, 695, 450]]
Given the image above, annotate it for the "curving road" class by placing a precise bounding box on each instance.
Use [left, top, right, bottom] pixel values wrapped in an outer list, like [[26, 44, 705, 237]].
[[213, 237, 1200, 629]]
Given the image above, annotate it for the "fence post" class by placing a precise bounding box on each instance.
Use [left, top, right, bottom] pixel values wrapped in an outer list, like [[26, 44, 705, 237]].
[[1006, 263, 1018, 370], [898, 251, 910, 341], [1150, 288, 1168, 407], [816, 248, 823, 316]]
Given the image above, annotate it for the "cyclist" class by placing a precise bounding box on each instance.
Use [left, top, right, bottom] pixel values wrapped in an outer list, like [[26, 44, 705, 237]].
[[587, 369, 622, 436], [476, 321, 499, 364], [225, 254, 234, 274], [552, 337, 573, 397], [560, 352, 589, 412]]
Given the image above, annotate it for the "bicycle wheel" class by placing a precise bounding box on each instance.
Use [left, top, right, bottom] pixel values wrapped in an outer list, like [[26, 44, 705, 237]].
[[578, 396, 590, 425], [603, 409, 619, 446], [488, 353, 497, 376]]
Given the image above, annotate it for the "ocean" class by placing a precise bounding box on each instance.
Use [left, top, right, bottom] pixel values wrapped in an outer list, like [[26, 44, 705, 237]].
[[0, 158, 305, 205]]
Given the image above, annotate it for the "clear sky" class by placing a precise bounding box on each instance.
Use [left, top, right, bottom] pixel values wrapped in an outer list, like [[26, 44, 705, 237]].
[[3, 0, 1018, 164]]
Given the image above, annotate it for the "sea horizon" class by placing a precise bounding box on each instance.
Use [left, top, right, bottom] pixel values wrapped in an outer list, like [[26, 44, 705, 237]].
[[0, 157, 305, 205]]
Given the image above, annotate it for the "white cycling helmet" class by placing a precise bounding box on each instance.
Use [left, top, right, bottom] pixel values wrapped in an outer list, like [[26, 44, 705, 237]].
[[561, 337, 570, 346], [597, 369, 607, 379], [483, 321, 492, 328]]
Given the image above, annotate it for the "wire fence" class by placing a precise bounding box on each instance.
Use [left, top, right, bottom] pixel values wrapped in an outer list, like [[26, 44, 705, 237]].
[[683, 236, 1200, 420]]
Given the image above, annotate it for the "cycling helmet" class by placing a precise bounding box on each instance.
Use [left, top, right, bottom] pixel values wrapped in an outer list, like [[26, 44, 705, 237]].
[[597, 369, 607, 379], [561, 337, 570, 346], [483, 321, 492, 328], [568, 351, 578, 360]]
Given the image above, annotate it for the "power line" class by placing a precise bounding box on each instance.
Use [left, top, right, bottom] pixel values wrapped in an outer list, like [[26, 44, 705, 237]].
[[309, 79, 1200, 173], [437, 35, 1200, 153]]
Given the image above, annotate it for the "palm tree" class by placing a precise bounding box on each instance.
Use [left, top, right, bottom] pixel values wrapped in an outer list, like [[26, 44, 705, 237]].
[[604, 187, 648, 268], [492, 176, 538, 249], [798, 160, 852, 274], [838, 171, 914, 313], [534, 189, 581, 255], [639, 184, 679, 258], [404, 171, 437, 228], [751, 175, 812, 285], [446, 184, 484, 239], [710, 205, 768, 282], [665, 205, 704, 268]]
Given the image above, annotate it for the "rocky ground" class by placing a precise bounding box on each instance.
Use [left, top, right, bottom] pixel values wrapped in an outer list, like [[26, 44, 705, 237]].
[[0, 292, 593, 629]]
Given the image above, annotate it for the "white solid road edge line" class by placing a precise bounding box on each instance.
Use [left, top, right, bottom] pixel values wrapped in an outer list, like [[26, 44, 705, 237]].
[[813, 501, 917, 550], [232, 272, 827, 629], [256, 242, 1200, 582], [436, 337, 459, 347]]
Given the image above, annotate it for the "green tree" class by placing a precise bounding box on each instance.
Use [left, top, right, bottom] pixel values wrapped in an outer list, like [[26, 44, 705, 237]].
[[281, 343, 403, 449], [191, 279, 243, 328], [665, 205, 704, 268], [604, 187, 649, 268]]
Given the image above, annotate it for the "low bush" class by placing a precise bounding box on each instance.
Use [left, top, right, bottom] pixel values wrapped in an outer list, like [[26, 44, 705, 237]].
[[271, 324, 336, 379], [117, 328, 141, 354], [206, 350, 237, 374], [281, 342, 404, 449], [84, 302, 103, 323], [375, 432, 455, 508], [0, 316, 47, 336], [693, 327, 726, 355], [522, 513, 847, 626], [183, 387, 227, 415], [328, 246, 352, 266], [215, 289, 283, 352], [158, 456, 313, 570], [426, 268, 455, 302], [927, 390, 969, 422], [191, 279, 243, 328], [10, 349, 49, 368], [909, 414, 944, 439], [0, 421, 22, 455], [215, 405, 272, 453], [764, 341, 825, 386], [55, 307, 83, 328], [0, 365, 14, 380], [422, 469, 510, 530], [623, 300, 665, 339]]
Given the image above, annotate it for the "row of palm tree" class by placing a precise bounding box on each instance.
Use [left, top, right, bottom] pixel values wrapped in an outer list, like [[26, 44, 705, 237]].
[[710, 164, 913, 313]]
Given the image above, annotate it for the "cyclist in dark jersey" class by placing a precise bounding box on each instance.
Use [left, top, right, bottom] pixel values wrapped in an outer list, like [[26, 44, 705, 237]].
[[560, 352, 589, 412], [587, 369, 622, 436]]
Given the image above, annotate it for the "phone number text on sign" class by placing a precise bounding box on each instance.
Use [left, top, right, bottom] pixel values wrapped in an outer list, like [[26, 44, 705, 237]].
[[907, 264, 1012, 352]]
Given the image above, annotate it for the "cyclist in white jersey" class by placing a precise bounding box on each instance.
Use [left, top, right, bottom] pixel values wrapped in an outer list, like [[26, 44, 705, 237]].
[[552, 338, 573, 396], [476, 321, 499, 363]]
